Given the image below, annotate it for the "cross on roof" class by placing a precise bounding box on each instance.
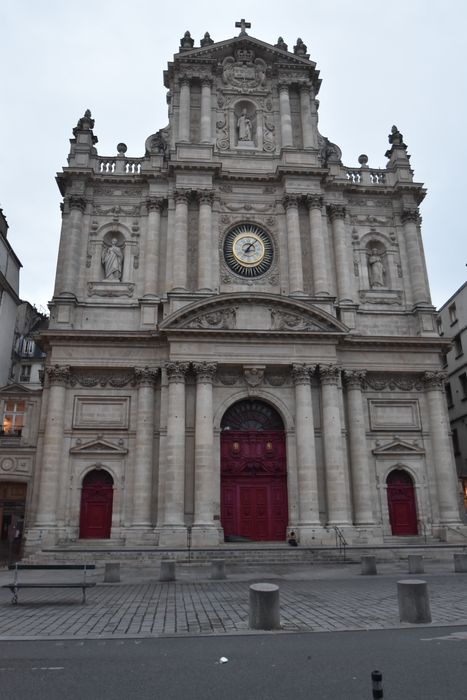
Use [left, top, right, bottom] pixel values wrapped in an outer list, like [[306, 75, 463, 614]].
[[235, 18, 251, 36]]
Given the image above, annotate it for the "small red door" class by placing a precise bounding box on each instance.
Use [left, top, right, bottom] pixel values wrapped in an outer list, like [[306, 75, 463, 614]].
[[79, 470, 113, 539], [387, 469, 418, 536]]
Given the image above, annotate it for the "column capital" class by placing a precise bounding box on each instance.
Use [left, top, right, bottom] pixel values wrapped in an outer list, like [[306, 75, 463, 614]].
[[197, 191, 214, 206], [327, 204, 346, 221], [278, 82, 291, 94], [66, 195, 87, 213], [292, 363, 315, 385], [401, 209, 420, 224], [166, 361, 190, 383], [342, 369, 367, 388], [422, 370, 448, 390], [179, 74, 191, 87], [283, 194, 300, 210], [192, 361, 217, 382], [134, 366, 160, 387], [318, 364, 341, 385], [306, 194, 323, 210], [146, 197, 164, 213], [174, 190, 190, 205], [46, 364, 72, 387], [200, 76, 214, 88]]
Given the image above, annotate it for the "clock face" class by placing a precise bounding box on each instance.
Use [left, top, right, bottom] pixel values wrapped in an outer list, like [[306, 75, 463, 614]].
[[224, 224, 273, 278]]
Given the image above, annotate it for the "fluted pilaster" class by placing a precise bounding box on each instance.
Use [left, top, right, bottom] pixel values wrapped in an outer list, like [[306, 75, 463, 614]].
[[54, 196, 86, 297], [163, 361, 190, 526], [132, 367, 159, 527], [178, 77, 191, 142], [193, 362, 217, 526], [279, 84, 293, 147], [200, 78, 212, 143], [401, 210, 431, 306], [197, 192, 214, 291], [172, 191, 190, 290], [292, 364, 320, 524], [283, 195, 304, 295], [144, 198, 164, 296], [306, 195, 330, 296], [328, 205, 353, 304], [300, 85, 315, 148]]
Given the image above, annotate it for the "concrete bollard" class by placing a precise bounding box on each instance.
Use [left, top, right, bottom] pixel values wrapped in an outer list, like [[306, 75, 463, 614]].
[[361, 555, 377, 575], [408, 554, 424, 575], [104, 562, 120, 583], [454, 553, 467, 573], [249, 583, 281, 630], [211, 559, 226, 580], [397, 579, 431, 623], [159, 559, 176, 582]]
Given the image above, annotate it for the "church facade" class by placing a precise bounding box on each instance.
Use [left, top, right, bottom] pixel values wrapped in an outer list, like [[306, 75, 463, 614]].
[[24, 23, 463, 553]]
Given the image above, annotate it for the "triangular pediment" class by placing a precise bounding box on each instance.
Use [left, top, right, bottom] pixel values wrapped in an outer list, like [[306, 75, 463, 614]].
[[70, 438, 128, 455], [160, 293, 348, 335], [0, 383, 36, 395], [165, 34, 321, 92], [373, 437, 425, 456]]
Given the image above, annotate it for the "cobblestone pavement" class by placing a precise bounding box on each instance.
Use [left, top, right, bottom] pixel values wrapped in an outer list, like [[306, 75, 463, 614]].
[[0, 561, 466, 639]]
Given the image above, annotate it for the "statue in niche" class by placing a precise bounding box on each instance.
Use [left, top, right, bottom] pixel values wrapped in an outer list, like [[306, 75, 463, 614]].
[[237, 108, 252, 142], [368, 248, 385, 287], [102, 238, 124, 281]]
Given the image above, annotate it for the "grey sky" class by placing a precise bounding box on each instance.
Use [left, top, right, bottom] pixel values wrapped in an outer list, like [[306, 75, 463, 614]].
[[1, 0, 465, 311]]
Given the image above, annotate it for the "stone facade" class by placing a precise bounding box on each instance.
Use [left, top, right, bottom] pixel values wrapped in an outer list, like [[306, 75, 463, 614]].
[[23, 23, 464, 553]]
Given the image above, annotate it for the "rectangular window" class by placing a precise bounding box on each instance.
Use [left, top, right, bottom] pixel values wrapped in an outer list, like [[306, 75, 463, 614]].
[[452, 428, 460, 456], [460, 373, 467, 399], [436, 318, 443, 336], [446, 383, 453, 408], [454, 334, 463, 357], [2, 400, 25, 436], [449, 303, 458, 325], [19, 365, 31, 382]]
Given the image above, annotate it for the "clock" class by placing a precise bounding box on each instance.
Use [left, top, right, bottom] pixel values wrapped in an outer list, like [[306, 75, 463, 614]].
[[223, 224, 273, 278]]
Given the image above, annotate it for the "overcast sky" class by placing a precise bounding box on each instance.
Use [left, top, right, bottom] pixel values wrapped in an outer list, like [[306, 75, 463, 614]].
[[1, 0, 465, 312]]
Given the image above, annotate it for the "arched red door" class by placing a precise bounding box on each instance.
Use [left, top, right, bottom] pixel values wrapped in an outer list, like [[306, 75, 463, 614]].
[[387, 469, 418, 535], [79, 470, 114, 539], [221, 400, 288, 541]]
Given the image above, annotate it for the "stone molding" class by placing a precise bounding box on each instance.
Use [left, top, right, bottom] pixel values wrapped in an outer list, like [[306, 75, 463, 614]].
[[342, 369, 367, 388], [363, 374, 423, 392], [134, 367, 160, 387], [165, 361, 190, 383], [69, 372, 135, 388]]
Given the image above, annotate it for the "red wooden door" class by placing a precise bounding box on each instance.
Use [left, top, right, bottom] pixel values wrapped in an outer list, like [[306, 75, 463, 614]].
[[79, 470, 113, 539], [221, 429, 288, 541], [387, 470, 418, 536]]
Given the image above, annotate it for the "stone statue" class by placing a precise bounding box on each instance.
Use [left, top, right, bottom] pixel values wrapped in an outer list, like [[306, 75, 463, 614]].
[[102, 238, 123, 280], [237, 108, 252, 142], [368, 248, 385, 287]]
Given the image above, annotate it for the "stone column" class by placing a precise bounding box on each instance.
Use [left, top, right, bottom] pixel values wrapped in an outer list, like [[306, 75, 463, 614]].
[[343, 370, 374, 525], [197, 192, 214, 291], [200, 78, 212, 143], [131, 367, 159, 529], [143, 198, 163, 296], [283, 195, 304, 295], [300, 85, 314, 149], [292, 364, 320, 525], [319, 365, 351, 525], [54, 196, 86, 297], [178, 76, 191, 142], [306, 195, 330, 296], [192, 362, 217, 540], [423, 371, 460, 523], [161, 362, 190, 537], [34, 365, 71, 527], [401, 210, 431, 306], [328, 205, 353, 304], [279, 84, 293, 147], [172, 191, 189, 290]]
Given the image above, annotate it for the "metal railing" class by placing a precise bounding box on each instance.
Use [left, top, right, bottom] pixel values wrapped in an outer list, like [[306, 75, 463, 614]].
[[333, 525, 348, 560]]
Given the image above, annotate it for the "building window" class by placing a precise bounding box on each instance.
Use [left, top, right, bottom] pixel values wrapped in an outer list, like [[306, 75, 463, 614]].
[[441, 352, 448, 368], [446, 383, 453, 408], [460, 373, 467, 399], [19, 365, 31, 382], [436, 318, 443, 336], [1, 400, 25, 436], [452, 428, 460, 456], [449, 303, 458, 325], [454, 334, 463, 357]]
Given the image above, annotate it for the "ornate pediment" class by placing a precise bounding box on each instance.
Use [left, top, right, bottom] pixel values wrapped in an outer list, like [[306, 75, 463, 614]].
[[372, 436, 425, 456], [70, 437, 128, 455], [160, 293, 348, 336]]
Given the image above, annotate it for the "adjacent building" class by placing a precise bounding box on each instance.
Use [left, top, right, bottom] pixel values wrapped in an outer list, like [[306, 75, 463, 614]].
[[23, 22, 464, 555]]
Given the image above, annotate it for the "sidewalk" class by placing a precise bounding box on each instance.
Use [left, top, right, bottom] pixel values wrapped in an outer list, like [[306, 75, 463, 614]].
[[0, 560, 466, 640]]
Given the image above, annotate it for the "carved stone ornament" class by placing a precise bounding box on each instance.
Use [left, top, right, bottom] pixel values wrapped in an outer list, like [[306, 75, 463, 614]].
[[46, 365, 72, 386], [291, 363, 312, 385], [271, 309, 334, 332], [318, 364, 341, 385], [134, 366, 160, 386], [217, 369, 241, 386], [327, 204, 346, 221], [216, 115, 230, 151], [306, 194, 323, 210], [88, 282, 135, 298], [401, 209, 419, 225], [363, 374, 423, 392], [183, 307, 237, 330], [165, 361, 190, 382], [67, 195, 86, 213], [359, 290, 403, 306], [243, 365, 265, 387], [222, 52, 267, 91], [94, 205, 140, 216], [69, 372, 135, 388], [343, 369, 367, 388], [192, 361, 217, 382], [422, 370, 448, 390]]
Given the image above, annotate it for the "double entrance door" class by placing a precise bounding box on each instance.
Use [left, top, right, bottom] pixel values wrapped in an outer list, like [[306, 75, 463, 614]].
[[221, 430, 288, 541]]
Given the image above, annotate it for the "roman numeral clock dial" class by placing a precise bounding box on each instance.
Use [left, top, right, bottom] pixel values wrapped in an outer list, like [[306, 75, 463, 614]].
[[223, 224, 273, 278]]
